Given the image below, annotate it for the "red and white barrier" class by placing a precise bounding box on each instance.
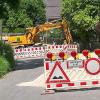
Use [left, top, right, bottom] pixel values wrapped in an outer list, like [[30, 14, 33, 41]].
[[45, 44, 77, 54], [63, 44, 77, 55], [14, 44, 77, 60], [14, 47, 45, 59], [44, 50, 100, 90]]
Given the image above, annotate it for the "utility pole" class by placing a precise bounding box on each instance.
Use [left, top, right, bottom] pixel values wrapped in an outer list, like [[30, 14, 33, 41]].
[[0, 20, 2, 40]]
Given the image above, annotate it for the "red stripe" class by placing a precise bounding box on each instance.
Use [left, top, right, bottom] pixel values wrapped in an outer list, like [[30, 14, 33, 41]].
[[56, 46, 58, 48], [48, 46, 50, 49], [16, 50, 18, 52], [92, 81, 99, 85], [32, 48, 34, 51], [35, 48, 38, 50], [67, 45, 69, 48], [45, 62, 49, 70], [80, 82, 86, 85], [52, 46, 54, 48], [47, 85, 50, 88], [20, 49, 22, 52], [56, 84, 62, 87], [60, 46, 62, 48], [67, 62, 69, 69], [28, 49, 30, 51], [68, 83, 74, 86]]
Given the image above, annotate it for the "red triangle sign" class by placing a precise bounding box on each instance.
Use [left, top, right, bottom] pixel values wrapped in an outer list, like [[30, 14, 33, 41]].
[[46, 61, 70, 83]]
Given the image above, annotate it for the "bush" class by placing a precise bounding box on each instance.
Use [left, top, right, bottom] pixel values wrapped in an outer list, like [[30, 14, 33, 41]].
[[0, 41, 15, 69], [2, 28, 9, 33], [2, 27, 25, 33], [3, 44, 15, 68], [13, 28, 25, 33], [0, 56, 10, 77]]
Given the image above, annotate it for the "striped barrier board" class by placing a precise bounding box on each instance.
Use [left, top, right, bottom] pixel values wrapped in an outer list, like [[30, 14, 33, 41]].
[[63, 45, 77, 55], [44, 51, 100, 90], [14, 46, 45, 59], [14, 44, 77, 60], [45, 44, 77, 54], [44, 44, 77, 59]]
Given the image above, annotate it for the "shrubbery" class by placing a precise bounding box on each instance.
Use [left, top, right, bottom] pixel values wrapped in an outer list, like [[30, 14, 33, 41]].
[[0, 40, 15, 77], [0, 56, 10, 77], [2, 28, 25, 33]]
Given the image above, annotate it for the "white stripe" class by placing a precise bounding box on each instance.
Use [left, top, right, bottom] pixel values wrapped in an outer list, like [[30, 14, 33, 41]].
[[16, 74, 45, 87]]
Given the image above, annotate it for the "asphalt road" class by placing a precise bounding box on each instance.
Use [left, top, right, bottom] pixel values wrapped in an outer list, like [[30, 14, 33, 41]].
[[0, 59, 100, 100]]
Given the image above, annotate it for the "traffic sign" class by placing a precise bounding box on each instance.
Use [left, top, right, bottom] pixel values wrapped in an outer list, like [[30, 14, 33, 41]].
[[85, 58, 100, 75], [46, 61, 70, 83], [67, 60, 84, 68]]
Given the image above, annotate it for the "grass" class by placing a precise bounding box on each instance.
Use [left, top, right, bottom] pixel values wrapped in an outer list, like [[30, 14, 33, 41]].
[[0, 56, 10, 77], [0, 40, 15, 77]]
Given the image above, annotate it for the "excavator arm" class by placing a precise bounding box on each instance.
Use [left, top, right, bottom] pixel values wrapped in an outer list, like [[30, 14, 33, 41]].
[[7, 18, 73, 47], [62, 18, 73, 44], [26, 18, 73, 44]]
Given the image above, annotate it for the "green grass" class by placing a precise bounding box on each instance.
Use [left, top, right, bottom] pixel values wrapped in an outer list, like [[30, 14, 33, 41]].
[[0, 40, 15, 77], [3, 43, 15, 68], [0, 56, 10, 77]]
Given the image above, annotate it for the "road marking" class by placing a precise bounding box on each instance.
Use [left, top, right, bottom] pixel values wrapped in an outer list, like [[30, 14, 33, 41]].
[[16, 74, 45, 88]]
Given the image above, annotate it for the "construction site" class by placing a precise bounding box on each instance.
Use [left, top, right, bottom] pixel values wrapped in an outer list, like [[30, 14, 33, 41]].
[[0, 0, 100, 100]]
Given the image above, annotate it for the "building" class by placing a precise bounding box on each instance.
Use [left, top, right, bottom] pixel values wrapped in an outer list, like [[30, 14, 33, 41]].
[[44, 0, 61, 21]]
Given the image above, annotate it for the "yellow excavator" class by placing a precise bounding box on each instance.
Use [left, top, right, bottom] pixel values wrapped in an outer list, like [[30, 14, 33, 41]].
[[7, 18, 73, 47]]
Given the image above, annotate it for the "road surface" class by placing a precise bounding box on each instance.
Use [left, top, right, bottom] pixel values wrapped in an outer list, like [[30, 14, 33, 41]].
[[0, 59, 100, 100]]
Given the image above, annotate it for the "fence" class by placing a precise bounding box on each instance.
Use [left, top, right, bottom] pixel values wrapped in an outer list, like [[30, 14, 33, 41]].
[[14, 44, 77, 60]]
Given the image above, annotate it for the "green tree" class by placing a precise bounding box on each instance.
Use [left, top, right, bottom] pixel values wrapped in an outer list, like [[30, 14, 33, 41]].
[[0, 0, 20, 18], [62, 0, 100, 45], [1, 0, 46, 32], [5, 8, 33, 32], [26, 0, 46, 25]]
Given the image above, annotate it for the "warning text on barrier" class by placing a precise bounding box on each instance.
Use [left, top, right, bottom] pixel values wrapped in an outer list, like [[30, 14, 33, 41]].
[[67, 60, 83, 68]]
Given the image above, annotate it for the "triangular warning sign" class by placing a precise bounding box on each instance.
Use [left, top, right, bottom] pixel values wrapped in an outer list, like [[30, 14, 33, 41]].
[[46, 61, 70, 83]]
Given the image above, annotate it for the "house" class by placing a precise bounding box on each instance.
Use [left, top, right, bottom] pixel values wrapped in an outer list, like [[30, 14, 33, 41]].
[[44, 0, 61, 21]]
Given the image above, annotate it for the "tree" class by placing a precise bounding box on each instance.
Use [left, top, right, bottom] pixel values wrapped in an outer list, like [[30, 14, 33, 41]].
[[0, 0, 20, 34], [26, 0, 46, 25], [1, 0, 46, 32], [62, 0, 100, 45], [5, 7, 33, 31], [0, 0, 20, 18]]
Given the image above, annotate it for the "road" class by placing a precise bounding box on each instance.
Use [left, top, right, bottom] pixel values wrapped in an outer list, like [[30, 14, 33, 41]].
[[0, 59, 100, 100]]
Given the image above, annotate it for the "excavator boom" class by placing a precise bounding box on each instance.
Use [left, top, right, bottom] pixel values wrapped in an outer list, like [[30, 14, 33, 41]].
[[7, 18, 73, 47]]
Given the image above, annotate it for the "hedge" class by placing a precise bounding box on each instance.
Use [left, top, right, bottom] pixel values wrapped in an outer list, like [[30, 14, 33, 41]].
[[0, 41, 15, 77], [0, 56, 10, 77], [2, 28, 25, 33]]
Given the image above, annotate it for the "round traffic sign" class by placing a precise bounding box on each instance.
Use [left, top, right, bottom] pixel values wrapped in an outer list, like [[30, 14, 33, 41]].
[[85, 58, 100, 75]]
